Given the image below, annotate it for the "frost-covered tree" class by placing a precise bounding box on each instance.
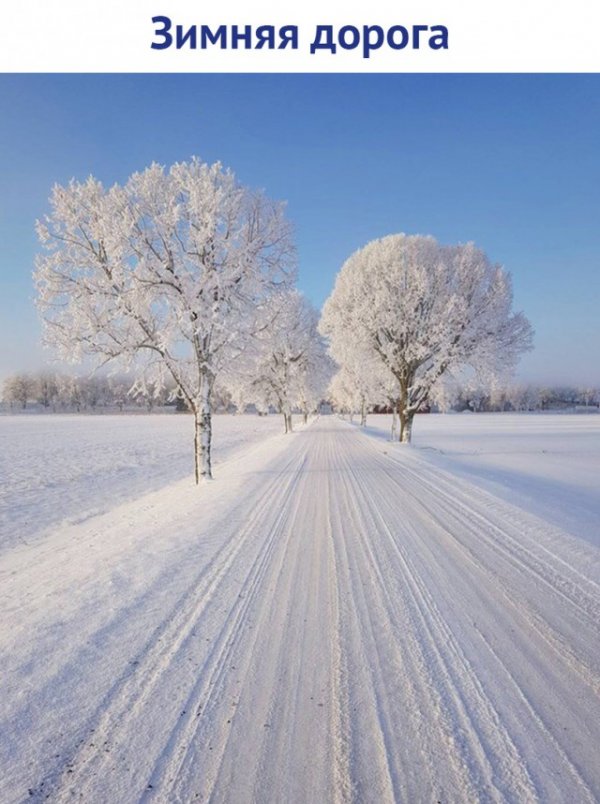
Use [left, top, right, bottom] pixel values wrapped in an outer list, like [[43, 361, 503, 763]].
[[580, 387, 600, 408], [81, 376, 106, 410], [211, 382, 233, 413], [371, 368, 402, 438], [2, 374, 36, 409], [428, 375, 460, 414], [328, 370, 357, 418], [325, 338, 384, 427], [463, 380, 489, 412], [57, 374, 84, 411], [246, 290, 323, 433], [228, 381, 249, 415], [108, 375, 131, 412], [33, 372, 59, 409], [295, 346, 334, 424], [504, 383, 540, 412], [35, 158, 295, 481], [321, 234, 533, 443]]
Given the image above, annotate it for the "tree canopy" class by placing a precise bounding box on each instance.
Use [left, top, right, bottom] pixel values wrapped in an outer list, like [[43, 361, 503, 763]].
[[320, 234, 533, 441], [35, 157, 296, 480]]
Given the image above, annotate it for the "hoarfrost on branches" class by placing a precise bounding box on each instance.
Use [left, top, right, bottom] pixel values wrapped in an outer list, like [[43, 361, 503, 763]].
[[327, 341, 383, 427], [34, 158, 296, 481], [320, 234, 533, 442], [242, 289, 331, 432]]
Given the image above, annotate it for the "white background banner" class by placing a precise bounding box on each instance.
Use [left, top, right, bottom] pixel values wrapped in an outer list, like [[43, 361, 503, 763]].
[[2, 0, 599, 73]]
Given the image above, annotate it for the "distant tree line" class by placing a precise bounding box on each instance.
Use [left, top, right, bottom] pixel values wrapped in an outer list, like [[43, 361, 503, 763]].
[[2, 370, 600, 414], [441, 383, 600, 413], [0, 366, 331, 417], [4, 370, 596, 418], [364, 381, 600, 417], [1, 371, 175, 412], [332, 377, 600, 423]]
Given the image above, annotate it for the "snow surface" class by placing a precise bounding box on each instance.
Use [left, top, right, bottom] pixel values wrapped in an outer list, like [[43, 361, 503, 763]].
[[360, 412, 600, 547], [0, 413, 283, 553], [1, 414, 599, 802]]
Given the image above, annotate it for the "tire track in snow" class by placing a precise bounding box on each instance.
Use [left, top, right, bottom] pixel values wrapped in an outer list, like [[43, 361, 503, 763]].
[[389, 475, 600, 801], [377, 451, 600, 701], [332, 434, 535, 802], [406, 467, 600, 696], [150, 457, 307, 803], [351, 428, 600, 706], [330, 471, 427, 802], [352, 426, 600, 801], [367, 431, 600, 622], [194, 430, 351, 804], [325, 469, 354, 804], [34, 446, 308, 803], [349, 462, 542, 801]]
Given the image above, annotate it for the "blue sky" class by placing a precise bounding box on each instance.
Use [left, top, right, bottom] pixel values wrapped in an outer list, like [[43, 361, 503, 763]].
[[1, 74, 599, 385]]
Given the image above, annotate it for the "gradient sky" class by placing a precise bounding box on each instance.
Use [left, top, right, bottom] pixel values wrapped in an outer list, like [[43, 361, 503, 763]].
[[1, 74, 599, 385]]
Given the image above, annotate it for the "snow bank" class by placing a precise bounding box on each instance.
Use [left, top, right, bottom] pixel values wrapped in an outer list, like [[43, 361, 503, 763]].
[[0, 413, 284, 552]]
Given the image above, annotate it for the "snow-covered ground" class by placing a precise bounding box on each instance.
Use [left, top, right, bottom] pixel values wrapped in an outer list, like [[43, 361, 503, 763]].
[[0, 413, 284, 553], [360, 412, 600, 546], [1, 414, 599, 802]]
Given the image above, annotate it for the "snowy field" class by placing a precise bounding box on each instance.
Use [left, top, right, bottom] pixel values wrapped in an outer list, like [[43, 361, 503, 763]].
[[1, 413, 599, 802], [0, 413, 284, 552], [361, 412, 600, 546]]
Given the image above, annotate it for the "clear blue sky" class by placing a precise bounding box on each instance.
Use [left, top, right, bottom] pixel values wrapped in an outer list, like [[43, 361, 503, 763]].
[[1, 74, 599, 385]]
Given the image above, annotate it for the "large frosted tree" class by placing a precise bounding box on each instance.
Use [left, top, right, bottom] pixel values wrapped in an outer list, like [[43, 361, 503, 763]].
[[320, 234, 533, 443], [35, 158, 295, 481]]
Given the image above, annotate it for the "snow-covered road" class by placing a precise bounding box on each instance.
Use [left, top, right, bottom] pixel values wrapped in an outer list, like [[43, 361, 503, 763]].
[[1, 417, 599, 802]]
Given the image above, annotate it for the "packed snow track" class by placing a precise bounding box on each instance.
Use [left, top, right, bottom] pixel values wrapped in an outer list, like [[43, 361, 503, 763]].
[[1, 417, 599, 803]]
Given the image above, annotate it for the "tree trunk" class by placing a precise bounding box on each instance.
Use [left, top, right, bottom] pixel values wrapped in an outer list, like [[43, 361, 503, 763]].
[[395, 382, 414, 444], [391, 404, 398, 441], [193, 380, 213, 483], [399, 409, 414, 443], [360, 398, 367, 426], [303, 409, 308, 425]]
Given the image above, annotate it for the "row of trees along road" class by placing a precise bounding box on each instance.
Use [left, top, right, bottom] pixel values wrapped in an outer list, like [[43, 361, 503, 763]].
[[35, 158, 533, 481]]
